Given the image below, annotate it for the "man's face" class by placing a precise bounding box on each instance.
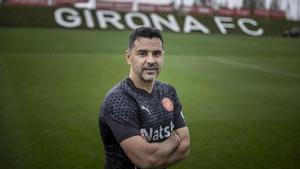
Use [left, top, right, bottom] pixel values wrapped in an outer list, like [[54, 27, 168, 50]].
[[126, 37, 164, 83]]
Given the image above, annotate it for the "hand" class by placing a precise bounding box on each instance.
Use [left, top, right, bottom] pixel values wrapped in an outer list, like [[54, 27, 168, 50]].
[[140, 131, 147, 141], [170, 132, 181, 144]]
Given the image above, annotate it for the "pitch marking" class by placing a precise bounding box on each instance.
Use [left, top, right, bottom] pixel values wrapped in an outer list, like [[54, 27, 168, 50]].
[[208, 57, 300, 79]]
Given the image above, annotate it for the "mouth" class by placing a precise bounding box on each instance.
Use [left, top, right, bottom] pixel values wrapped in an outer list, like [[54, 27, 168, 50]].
[[143, 68, 158, 74]]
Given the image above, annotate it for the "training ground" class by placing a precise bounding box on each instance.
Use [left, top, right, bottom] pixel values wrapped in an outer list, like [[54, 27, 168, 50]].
[[0, 27, 300, 169]]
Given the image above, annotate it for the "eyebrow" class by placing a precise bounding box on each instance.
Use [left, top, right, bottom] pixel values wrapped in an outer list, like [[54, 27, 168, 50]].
[[136, 49, 148, 53], [136, 49, 162, 53]]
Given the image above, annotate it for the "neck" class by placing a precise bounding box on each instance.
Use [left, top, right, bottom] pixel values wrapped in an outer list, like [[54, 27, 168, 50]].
[[129, 74, 154, 94]]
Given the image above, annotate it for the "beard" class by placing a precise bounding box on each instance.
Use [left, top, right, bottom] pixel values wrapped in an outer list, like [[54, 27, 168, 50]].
[[140, 67, 160, 83]]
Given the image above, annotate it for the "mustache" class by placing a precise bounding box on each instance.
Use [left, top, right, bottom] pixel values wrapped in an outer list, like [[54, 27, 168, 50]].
[[143, 63, 158, 70], [143, 67, 158, 70]]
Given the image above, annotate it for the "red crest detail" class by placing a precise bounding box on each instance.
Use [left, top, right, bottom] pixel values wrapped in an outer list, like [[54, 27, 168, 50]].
[[162, 98, 174, 112]]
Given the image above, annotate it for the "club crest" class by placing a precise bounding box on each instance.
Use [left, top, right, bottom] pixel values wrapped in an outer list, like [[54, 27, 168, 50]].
[[162, 97, 174, 112]]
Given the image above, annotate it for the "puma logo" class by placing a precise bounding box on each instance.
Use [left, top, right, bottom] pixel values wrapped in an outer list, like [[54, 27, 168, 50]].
[[141, 105, 151, 114]]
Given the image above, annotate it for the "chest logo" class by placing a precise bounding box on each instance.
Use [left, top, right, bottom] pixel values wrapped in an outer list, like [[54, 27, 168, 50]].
[[162, 98, 174, 112], [141, 105, 151, 114]]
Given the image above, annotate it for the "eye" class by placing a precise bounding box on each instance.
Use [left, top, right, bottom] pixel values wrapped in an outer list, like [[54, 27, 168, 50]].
[[138, 51, 147, 57], [153, 51, 162, 57]]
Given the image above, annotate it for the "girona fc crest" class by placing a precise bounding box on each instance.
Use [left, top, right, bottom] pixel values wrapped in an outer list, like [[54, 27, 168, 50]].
[[162, 98, 174, 112]]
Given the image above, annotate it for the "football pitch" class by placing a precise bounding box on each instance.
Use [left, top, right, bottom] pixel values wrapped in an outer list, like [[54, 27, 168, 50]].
[[1, 27, 300, 169]]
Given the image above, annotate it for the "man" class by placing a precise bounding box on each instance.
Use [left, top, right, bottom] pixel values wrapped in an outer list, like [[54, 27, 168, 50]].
[[99, 27, 190, 169]]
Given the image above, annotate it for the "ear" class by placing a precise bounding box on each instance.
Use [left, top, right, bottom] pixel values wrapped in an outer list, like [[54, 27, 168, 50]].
[[125, 49, 131, 65]]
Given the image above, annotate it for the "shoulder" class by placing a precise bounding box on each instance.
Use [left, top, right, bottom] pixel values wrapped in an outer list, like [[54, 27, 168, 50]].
[[102, 83, 136, 109], [101, 80, 139, 118]]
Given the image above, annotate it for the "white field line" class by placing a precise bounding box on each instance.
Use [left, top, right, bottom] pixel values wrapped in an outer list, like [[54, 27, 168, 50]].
[[208, 57, 300, 79]]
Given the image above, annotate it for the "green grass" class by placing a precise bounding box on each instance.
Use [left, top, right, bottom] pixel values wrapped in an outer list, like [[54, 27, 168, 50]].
[[1, 27, 300, 169]]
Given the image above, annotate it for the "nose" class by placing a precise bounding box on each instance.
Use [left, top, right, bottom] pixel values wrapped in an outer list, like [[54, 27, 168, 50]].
[[146, 54, 155, 64]]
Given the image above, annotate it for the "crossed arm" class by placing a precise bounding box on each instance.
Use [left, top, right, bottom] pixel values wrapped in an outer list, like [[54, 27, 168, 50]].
[[120, 127, 190, 169]]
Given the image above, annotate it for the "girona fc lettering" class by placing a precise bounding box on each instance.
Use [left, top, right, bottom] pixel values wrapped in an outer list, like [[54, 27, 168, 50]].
[[54, 7, 264, 36]]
